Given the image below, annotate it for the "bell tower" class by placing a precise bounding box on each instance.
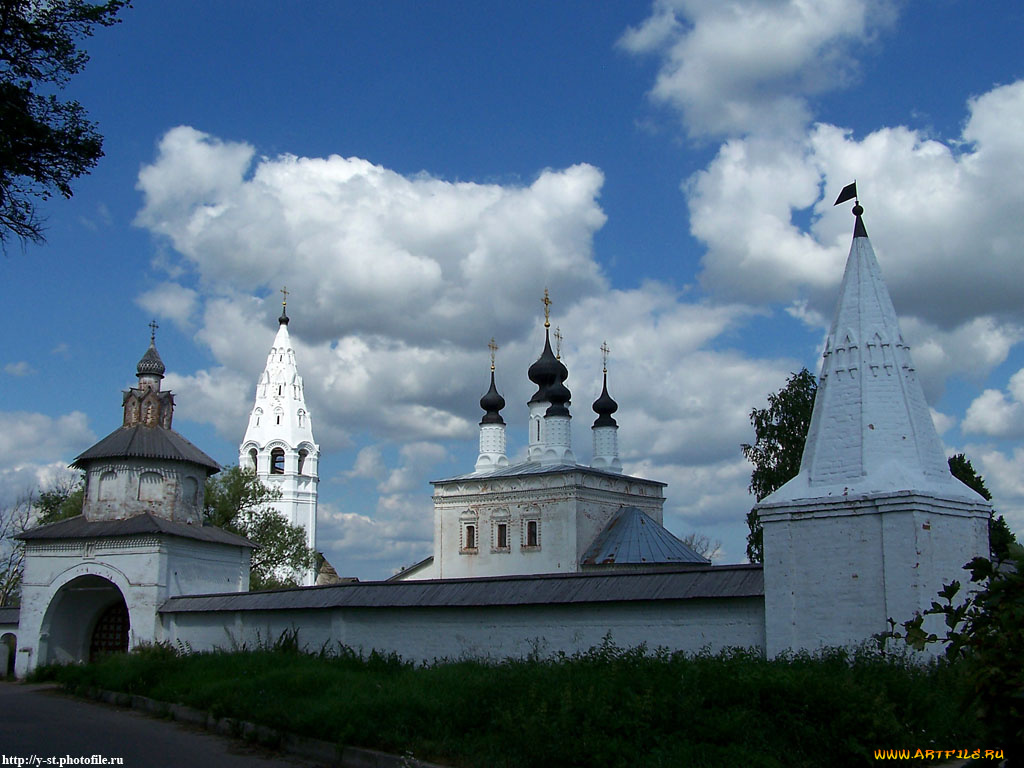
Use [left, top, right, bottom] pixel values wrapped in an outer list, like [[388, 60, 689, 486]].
[[239, 289, 320, 585]]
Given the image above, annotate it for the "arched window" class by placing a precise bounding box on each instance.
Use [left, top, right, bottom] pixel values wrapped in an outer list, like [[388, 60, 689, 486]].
[[248, 447, 258, 470], [182, 477, 199, 507], [466, 524, 476, 550], [99, 470, 117, 501], [253, 408, 262, 427], [298, 449, 308, 475], [298, 409, 306, 428], [138, 471, 163, 501], [271, 448, 285, 474], [278, 384, 282, 396]]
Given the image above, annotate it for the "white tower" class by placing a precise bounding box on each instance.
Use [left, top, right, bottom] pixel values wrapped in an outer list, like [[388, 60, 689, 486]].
[[757, 193, 990, 655], [240, 291, 320, 585], [591, 341, 622, 472], [474, 339, 509, 474]]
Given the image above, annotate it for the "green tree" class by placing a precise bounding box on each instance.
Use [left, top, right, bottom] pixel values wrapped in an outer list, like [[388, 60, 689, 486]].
[[947, 453, 1021, 561], [0, 491, 33, 606], [35, 474, 84, 525], [741, 368, 817, 563], [0, 0, 128, 246], [204, 466, 317, 591]]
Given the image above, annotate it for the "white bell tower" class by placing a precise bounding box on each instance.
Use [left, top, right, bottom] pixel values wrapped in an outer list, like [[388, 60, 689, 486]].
[[240, 289, 320, 585]]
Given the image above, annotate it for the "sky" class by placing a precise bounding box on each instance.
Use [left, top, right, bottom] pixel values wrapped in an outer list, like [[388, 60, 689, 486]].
[[2, 0, 1024, 580]]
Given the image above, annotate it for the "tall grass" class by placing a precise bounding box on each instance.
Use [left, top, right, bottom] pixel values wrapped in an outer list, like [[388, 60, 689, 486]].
[[33, 636, 979, 768]]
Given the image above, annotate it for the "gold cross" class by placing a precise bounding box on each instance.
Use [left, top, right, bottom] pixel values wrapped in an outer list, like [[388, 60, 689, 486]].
[[601, 340, 610, 373], [542, 288, 551, 328], [280, 286, 290, 311], [488, 337, 498, 371], [148, 320, 159, 343], [553, 327, 563, 359]]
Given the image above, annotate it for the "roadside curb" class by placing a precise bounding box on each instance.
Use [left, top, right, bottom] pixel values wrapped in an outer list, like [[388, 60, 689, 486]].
[[80, 686, 450, 768]]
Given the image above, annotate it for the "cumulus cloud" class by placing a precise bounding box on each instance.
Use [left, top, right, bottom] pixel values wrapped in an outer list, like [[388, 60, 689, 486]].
[[136, 282, 200, 329], [621, 0, 896, 137], [0, 411, 95, 467], [963, 368, 1024, 439]]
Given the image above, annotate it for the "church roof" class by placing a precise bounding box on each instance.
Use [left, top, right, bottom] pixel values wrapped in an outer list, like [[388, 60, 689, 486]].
[[159, 563, 763, 613], [433, 460, 666, 486], [17, 513, 254, 548], [580, 507, 709, 566], [765, 204, 981, 504], [72, 424, 220, 473], [136, 341, 166, 377]]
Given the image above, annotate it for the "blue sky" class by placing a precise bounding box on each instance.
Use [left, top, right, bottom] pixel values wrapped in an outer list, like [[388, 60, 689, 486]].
[[3, 0, 1024, 579]]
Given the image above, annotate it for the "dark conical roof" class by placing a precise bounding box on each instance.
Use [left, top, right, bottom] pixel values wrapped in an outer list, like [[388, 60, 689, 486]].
[[136, 342, 165, 378], [528, 328, 562, 403], [592, 372, 618, 427], [480, 370, 506, 425], [853, 202, 868, 238]]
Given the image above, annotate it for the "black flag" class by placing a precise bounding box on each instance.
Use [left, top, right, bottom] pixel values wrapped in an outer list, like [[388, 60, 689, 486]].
[[834, 182, 858, 206]]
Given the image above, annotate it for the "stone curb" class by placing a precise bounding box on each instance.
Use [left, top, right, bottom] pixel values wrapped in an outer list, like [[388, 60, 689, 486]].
[[84, 687, 450, 768]]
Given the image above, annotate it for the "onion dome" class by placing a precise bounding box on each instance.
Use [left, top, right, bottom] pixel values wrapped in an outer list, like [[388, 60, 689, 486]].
[[528, 328, 562, 404], [545, 376, 572, 418], [136, 341, 165, 378], [480, 370, 506, 425], [592, 372, 618, 427]]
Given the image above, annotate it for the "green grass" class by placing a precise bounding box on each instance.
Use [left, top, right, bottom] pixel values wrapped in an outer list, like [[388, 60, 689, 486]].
[[32, 636, 980, 768]]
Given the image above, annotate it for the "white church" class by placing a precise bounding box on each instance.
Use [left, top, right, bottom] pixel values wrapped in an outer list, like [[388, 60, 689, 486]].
[[0, 198, 992, 677]]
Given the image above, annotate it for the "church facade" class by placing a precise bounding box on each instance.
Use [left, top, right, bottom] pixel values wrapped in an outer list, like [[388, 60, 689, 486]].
[[4, 198, 991, 676]]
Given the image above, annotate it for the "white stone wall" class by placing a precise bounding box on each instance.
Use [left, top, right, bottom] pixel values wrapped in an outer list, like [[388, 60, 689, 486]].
[[15, 536, 250, 677], [761, 491, 990, 657], [83, 458, 206, 524], [162, 597, 766, 662]]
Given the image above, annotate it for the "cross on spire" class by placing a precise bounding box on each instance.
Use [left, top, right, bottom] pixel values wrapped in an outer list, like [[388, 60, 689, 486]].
[[280, 286, 289, 310], [542, 288, 551, 328], [601, 340, 609, 374], [148, 320, 159, 344], [488, 337, 498, 372], [553, 327, 563, 359]]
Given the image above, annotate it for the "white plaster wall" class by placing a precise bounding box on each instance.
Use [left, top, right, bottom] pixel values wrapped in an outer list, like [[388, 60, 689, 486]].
[[162, 597, 766, 662], [762, 492, 989, 657], [84, 459, 206, 524], [15, 536, 250, 676]]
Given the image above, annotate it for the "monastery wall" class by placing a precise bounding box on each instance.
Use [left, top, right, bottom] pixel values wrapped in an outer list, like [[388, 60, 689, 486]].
[[161, 596, 766, 662]]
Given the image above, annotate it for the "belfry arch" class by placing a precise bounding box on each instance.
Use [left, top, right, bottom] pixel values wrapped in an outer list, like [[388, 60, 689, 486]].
[[38, 575, 130, 665]]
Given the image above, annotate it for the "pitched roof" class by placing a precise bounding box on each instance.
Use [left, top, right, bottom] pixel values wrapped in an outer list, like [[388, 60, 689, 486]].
[[72, 425, 220, 473], [16, 513, 254, 548], [581, 507, 709, 566], [160, 564, 764, 613], [766, 211, 982, 505]]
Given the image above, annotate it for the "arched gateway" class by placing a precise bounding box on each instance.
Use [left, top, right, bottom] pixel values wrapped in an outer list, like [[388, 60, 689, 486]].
[[39, 575, 129, 665]]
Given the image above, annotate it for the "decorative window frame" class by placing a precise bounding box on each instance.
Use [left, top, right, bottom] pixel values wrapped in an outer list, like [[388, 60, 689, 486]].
[[491, 508, 511, 553], [459, 510, 479, 554], [522, 514, 541, 551]]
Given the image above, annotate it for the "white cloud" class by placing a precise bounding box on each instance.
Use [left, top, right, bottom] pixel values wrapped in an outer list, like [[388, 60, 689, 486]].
[[0, 411, 95, 467], [4, 362, 35, 377], [136, 282, 200, 329], [621, 0, 895, 137], [963, 368, 1024, 439]]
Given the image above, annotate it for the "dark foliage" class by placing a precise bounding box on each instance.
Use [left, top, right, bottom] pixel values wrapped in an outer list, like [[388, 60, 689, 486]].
[[741, 368, 817, 562], [0, 0, 128, 246]]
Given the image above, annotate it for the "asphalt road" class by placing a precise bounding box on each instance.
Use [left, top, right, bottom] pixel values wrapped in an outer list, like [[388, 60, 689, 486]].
[[0, 682, 324, 768]]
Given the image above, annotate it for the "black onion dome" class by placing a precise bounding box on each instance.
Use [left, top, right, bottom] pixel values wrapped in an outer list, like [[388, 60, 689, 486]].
[[279, 305, 290, 325], [480, 371, 506, 425], [136, 342, 165, 378], [592, 373, 618, 427], [545, 377, 572, 418], [528, 329, 561, 403]]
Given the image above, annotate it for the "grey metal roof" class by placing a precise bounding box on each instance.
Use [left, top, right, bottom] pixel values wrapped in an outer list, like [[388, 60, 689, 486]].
[[160, 564, 763, 613], [73, 425, 220, 473], [0, 607, 19, 626], [17, 514, 254, 548], [581, 507, 709, 566], [434, 460, 666, 486]]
